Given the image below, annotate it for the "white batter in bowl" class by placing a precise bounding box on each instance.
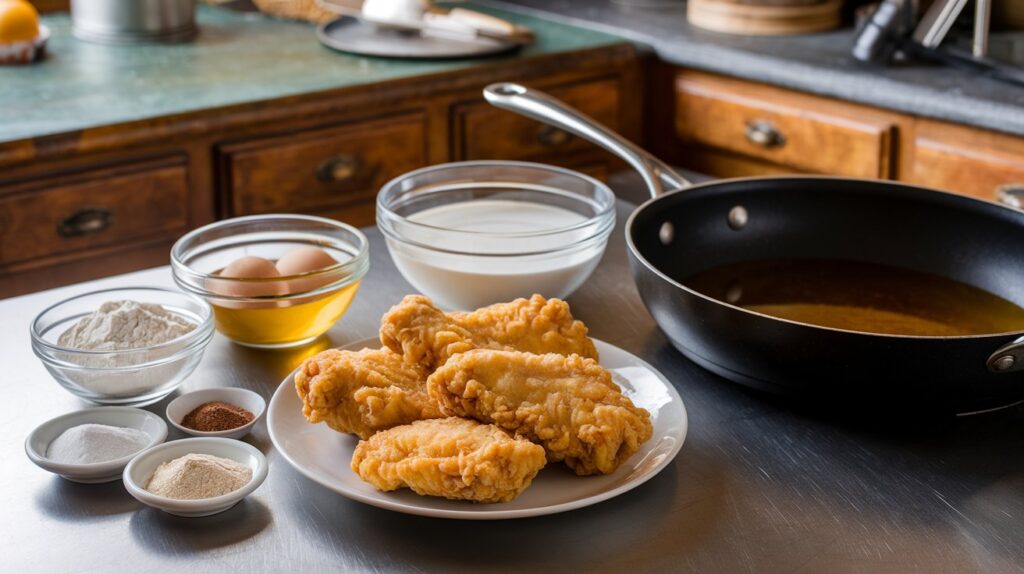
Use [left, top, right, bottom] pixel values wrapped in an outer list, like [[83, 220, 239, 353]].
[[376, 161, 616, 310]]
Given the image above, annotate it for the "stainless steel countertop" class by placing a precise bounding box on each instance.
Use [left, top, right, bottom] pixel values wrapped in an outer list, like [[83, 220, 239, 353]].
[[5, 201, 1024, 573]]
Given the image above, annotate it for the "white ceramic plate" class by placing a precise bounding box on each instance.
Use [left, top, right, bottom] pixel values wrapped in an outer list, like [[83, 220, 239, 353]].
[[268, 338, 687, 519]]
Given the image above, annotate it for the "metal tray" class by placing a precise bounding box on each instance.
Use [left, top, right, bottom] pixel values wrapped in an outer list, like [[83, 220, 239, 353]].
[[316, 17, 520, 59]]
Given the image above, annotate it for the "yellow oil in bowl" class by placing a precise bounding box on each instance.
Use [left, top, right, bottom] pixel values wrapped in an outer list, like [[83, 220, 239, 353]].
[[209, 281, 361, 348]]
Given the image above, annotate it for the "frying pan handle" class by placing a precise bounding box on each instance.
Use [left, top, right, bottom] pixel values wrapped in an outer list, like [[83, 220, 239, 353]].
[[483, 83, 690, 198]]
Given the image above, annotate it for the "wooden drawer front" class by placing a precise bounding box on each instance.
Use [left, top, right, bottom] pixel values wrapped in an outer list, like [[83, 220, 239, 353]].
[[223, 114, 428, 218], [908, 123, 1024, 202], [675, 74, 894, 178], [0, 159, 189, 267], [455, 78, 621, 161], [571, 161, 610, 182]]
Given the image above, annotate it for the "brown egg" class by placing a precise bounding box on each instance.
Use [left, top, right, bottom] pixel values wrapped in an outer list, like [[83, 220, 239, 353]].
[[276, 247, 337, 275], [208, 255, 288, 299], [276, 247, 338, 294]]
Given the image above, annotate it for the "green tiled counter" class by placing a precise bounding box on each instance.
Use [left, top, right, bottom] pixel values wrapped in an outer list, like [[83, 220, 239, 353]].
[[0, 5, 623, 144]]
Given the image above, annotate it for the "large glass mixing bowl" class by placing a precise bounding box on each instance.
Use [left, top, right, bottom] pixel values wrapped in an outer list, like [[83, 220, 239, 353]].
[[377, 161, 616, 310]]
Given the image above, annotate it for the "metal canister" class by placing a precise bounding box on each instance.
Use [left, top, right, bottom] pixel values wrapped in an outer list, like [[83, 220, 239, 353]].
[[71, 0, 198, 44]]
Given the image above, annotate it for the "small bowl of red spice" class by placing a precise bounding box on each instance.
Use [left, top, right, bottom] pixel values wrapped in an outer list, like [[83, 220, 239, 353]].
[[166, 387, 265, 440]]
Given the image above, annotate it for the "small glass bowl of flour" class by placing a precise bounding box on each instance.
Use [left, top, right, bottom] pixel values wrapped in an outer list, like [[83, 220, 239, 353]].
[[31, 287, 214, 406]]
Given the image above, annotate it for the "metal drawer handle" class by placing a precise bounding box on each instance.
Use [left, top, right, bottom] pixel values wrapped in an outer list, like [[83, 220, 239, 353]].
[[745, 120, 786, 149], [537, 125, 572, 147], [996, 183, 1024, 209], [315, 154, 360, 183], [57, 207, 113, 238]]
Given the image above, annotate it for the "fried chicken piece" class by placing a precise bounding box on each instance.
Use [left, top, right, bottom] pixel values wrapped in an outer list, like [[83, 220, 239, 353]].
[[295, 347, 442, 440], [427, 350, 653, 476], [351, 417, 547, 503], [379, 294, 598, 370]]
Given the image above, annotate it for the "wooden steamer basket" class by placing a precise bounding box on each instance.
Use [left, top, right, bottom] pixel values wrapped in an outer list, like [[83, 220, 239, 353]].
[[245, 0, 336, 22], [687, 0, 842, 35]]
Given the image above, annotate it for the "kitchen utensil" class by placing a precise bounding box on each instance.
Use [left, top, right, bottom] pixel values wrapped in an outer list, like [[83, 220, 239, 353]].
[[484, 82, 1024, 413], [267, 337, 686, 519], [913, 0, 969, 48], [30, 287, 214, 407], [852, 0, 914, 64], [317, 17, 520, 60], [123, 437, 268, 517], [71, 0, 197, 44], [25, 407, 168, 483], [376, 161, 616, 310], [171, 214, 369, 348]]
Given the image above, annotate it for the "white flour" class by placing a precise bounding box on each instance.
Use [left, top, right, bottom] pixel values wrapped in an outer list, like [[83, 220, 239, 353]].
[[59, 300, 195, 351], [57, 300, 197, 397], [46, 423, 150, 464]]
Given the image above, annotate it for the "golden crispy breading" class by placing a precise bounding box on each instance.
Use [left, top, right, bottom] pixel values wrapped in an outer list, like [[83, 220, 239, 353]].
[[295, 348, 441, 439], [379, 294, 598, 370], [351, 417, 547, 503], [427, 350, 653, 476]]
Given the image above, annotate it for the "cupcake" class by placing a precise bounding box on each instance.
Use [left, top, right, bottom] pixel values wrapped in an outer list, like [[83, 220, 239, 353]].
[[0, 0, 48, 65]]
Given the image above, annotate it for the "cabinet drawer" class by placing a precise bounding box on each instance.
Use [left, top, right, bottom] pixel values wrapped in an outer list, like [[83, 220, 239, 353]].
[[571, 161, 611, 182], [454, 78, 621, 162], [0, 158, 189, 267], [221, 113, 428, 222], [908, 122, 1024, 202], [675, 73, 894, 178]]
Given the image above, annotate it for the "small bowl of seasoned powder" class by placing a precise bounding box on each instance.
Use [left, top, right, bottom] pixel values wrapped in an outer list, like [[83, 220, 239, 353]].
[[166, 387, 266, 440], [25, 407, 168, 483], [30, 287, 214, 407], [123, 437, 268, 517]]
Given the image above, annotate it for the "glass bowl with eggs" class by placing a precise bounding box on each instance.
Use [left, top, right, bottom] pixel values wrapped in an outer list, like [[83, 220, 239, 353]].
[[377, 161, 616, 310], [170, 214, 369, 348]]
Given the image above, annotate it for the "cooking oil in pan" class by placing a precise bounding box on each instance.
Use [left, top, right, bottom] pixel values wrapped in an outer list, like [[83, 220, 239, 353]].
[[684, 258, 1024, 336]]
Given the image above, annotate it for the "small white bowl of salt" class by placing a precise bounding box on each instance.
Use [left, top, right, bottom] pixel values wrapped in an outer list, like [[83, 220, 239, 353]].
[[123, 437, 268, 517], [25, 407, 167, 483]]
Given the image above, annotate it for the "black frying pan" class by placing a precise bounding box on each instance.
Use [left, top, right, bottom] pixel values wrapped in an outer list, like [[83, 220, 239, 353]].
[[483, 83, 1024, 413]]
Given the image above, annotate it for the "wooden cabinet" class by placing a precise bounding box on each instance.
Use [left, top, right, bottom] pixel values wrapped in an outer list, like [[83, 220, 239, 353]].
[[0, 158, 189, 267], [453, 77, 622, 165], [219, 113, 429, 225], [0, 157, 190, 295], [667, 69, 1024, 206], [675, 73, 895, 178], [0, 44, 640, 297], [907, 120, 1024, 202]]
